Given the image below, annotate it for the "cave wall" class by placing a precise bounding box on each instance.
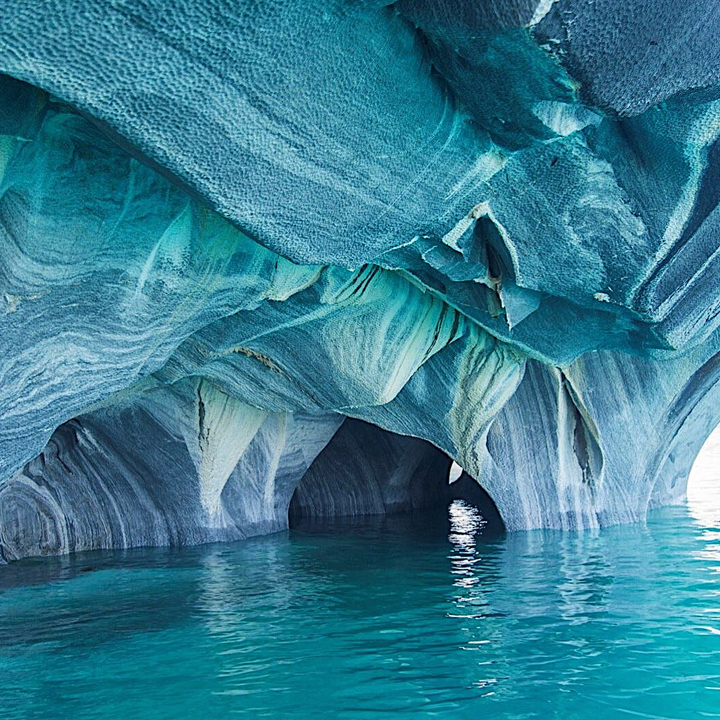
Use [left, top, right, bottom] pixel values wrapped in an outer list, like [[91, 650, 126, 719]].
[[2, 0, 720, 558], [0, 379, 343, 561]]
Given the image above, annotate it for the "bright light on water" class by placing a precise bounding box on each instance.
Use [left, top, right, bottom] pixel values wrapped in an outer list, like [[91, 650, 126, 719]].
[[2, 489, 720, 717]]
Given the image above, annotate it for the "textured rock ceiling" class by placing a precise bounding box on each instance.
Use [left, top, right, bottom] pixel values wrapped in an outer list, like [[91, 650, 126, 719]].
[[2, 0, 720, 560]]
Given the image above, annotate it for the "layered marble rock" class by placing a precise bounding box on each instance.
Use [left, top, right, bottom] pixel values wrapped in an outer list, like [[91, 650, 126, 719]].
[[289, 419, 451, 522], [2, 0, 720, 560]]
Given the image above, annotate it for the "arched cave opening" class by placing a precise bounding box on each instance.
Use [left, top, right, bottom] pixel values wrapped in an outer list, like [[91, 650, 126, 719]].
[[687, 424, 720, 524], [651, 352, 720, 526], [288, 418, 505, 535]]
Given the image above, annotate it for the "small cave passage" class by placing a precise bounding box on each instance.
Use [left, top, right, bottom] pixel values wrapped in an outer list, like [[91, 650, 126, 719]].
[[288, 418, 505, 536]]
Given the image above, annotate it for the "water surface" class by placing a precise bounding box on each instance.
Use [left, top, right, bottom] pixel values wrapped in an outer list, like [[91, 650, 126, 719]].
[[2, 456, 720, 718]]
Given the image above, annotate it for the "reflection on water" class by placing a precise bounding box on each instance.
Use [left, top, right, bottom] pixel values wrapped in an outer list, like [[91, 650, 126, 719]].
[[1, 480, 720, 718]]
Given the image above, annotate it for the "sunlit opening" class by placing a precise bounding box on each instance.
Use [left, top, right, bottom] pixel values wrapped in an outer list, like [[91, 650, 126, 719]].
[[447, 467, 505, 534], [687, 425, 720, 525], [448, 460, 464, 484]]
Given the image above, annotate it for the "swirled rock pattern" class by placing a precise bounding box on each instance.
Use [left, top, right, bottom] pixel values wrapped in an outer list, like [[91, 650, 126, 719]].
[[2, 0, 720, 560]]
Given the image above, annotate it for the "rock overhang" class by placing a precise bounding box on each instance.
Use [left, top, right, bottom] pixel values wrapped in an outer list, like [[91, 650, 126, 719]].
[[2, 0, 720, 559]]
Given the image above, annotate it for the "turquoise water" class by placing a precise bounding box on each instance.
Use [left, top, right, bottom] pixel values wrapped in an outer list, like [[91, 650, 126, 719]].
[[2, 481, 720, 719]]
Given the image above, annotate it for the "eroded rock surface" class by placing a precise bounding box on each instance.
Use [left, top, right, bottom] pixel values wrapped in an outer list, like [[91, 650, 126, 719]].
[[2, 0, 720, 560]]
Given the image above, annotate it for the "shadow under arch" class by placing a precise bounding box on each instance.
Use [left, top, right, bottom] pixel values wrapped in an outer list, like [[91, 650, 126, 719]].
[[288, 418, 506, 534]]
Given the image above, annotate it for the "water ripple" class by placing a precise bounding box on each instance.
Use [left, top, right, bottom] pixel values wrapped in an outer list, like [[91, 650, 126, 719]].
[[0, 494, 720, 718]]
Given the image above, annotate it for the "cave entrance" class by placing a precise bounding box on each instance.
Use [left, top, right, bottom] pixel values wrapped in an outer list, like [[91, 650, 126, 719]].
[[288, 418, 505, 535], [687, 425, 720, 525]]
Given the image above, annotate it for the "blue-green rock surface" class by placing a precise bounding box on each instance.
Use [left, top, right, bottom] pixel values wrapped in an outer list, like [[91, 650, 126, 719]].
[[2, 0, 720, 559]]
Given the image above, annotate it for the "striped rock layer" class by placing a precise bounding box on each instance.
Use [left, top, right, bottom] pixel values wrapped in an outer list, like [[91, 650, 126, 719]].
[[2, 0, 720, 559]]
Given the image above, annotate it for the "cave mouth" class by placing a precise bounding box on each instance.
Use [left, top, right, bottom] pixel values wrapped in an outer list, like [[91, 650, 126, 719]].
[[287, 418, 505, 536], [687, 424, 720, 525]]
